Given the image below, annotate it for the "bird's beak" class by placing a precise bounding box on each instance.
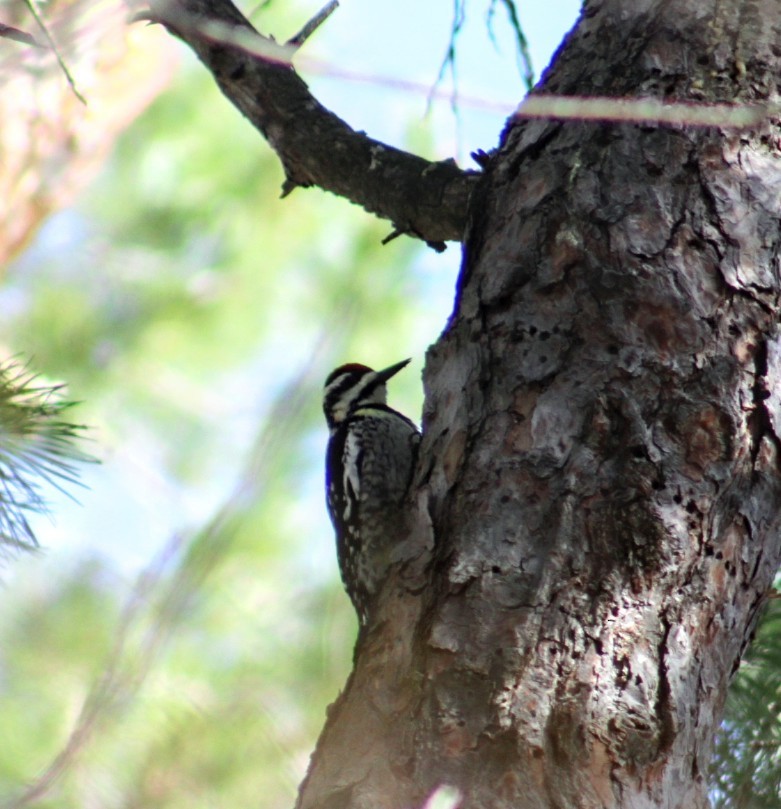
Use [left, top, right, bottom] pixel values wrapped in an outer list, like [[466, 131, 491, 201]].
[[375, 358, 411, 383]]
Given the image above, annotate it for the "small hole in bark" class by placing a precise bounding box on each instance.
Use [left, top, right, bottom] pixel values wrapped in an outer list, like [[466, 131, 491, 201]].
[[529, 326, 538, 336], [686, 500, 698, 514], [673, 493, 683, 504]]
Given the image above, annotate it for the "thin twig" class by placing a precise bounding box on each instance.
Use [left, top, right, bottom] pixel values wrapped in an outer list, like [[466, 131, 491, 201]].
[[497, 0, 534, 93], [425, 0, 465, 156], [23, 0, 87, 104], [428, 0, 466, 118], [287, 0, 339, 50], [381, 229, 403, 246]]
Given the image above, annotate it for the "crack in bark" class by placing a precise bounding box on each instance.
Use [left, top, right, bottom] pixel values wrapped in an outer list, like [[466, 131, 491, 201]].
[[654, 610, 676, 757], [748, 338, 776, 468]]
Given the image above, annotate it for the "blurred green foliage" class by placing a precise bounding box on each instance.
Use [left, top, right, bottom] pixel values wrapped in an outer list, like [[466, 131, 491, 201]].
[[0, 31, 436, 807]]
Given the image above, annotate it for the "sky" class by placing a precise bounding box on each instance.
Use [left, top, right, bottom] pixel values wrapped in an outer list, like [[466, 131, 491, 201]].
[[17, 0, 584, 573], [303, 0, 583, 350], [305, 0, 581, 157]]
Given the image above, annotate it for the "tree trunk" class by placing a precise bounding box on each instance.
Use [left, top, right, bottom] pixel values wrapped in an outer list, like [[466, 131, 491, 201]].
[[296, 1, 781, 808]]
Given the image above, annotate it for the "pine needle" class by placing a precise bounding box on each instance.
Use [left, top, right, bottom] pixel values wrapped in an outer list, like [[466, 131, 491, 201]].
[[0, 359, 95, 553], [23, 0, 87, 104]]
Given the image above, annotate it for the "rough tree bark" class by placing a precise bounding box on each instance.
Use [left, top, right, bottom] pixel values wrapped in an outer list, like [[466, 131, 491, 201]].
[[149, 0, 781, 807]]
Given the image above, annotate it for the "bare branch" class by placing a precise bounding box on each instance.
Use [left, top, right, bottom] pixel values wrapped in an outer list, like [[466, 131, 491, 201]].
[[428, 0, 466, 123], [286, 0, 339, 50], [142, 0, 477, 248]]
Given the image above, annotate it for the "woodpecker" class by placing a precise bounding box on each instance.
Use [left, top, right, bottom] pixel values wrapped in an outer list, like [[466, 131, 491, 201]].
[[323, 359, 420, 624]]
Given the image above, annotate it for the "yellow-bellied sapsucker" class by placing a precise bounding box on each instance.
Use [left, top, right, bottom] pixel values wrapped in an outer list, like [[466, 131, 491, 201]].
[[323, 359, 420, 625]]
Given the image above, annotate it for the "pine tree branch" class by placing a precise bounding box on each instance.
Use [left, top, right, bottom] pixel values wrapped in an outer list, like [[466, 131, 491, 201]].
[[0, 360, 95, 553], [140, 0, 479, 250]]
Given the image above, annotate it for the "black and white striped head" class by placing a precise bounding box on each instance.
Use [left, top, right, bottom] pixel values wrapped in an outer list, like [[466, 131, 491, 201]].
[[323, 359, 410, 433]]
